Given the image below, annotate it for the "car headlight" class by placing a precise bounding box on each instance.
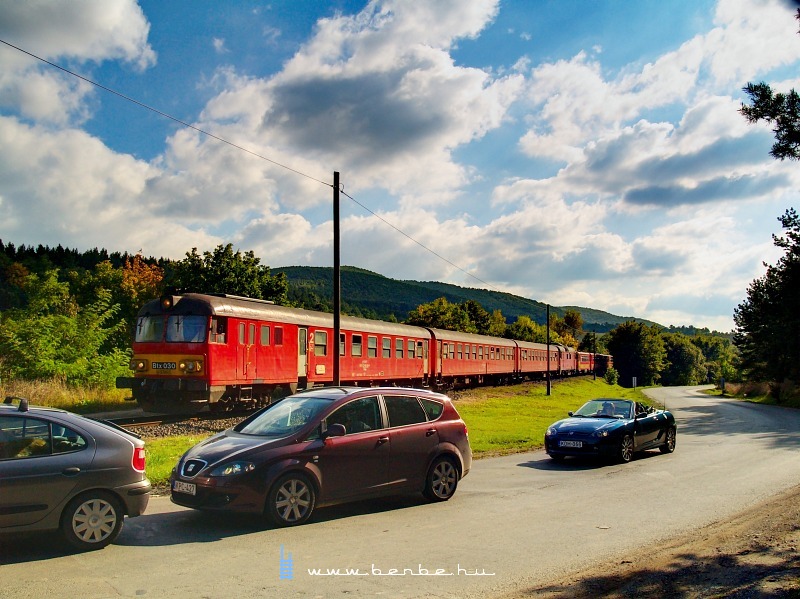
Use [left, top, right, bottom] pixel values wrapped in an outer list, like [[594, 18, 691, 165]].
[[209, 462, 256, 477], [594, 430, 609, 437], [546, 427, 558, 437]]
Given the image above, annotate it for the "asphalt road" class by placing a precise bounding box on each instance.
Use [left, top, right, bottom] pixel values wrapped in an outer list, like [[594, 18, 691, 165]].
[[2, 386, 799, 599]]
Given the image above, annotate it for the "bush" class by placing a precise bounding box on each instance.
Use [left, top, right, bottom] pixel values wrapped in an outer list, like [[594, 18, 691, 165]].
[[604, 367, 619, 385]]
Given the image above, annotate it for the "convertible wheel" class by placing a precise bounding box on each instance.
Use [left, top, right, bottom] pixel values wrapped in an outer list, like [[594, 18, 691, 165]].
[[423, 457, 459, 501], [61, 491, 124, 551], [267, 473, 316, 527], [660, 427, 677, 454], [619, 435, 634, 463]]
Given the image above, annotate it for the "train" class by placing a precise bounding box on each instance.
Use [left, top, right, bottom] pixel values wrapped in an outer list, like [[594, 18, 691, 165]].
[[116, 293, 613, 413]]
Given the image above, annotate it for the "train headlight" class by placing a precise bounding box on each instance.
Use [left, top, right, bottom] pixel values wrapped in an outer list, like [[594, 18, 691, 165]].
[[179, 359, 203, 373], [130, 359, 147, 371], [209, 462, 255, 477]]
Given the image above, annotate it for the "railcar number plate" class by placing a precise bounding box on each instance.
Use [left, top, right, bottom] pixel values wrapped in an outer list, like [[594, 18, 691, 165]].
[[152, 362, 177, 370], [173, 480, 196, 495], [559, 440, 582, 448]]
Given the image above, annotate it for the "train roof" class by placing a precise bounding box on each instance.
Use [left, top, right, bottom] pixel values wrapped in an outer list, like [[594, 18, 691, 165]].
[[427, 327, 517, 346], [138, 293, 431, 338]]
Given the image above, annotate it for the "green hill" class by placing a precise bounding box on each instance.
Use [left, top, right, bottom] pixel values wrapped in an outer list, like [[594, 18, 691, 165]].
[[274, 266, 656, 332]]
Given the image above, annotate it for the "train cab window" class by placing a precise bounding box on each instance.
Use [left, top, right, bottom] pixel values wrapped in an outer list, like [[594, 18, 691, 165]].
[[340, 333, 346, 356], [314, 331, 328, 356], [275, 327, 284, 346], [135, 316, 165, 342], [368, 336, 377, 358], [395, 338, 404, 358], [166, 315, 207, 343], [210, 317, 227, 344], [408, 339, 416, 359], [352, 334, 363, 357], [260, 325, 270, 346], [382, 338, 391, 358]]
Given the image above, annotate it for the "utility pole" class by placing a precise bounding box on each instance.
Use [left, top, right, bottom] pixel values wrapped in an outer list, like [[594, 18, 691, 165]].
[[546, 304, 551, 396], [333, 171, 341, 386]]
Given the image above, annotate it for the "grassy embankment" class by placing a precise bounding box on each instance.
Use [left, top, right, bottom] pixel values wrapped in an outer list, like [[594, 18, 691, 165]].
[[1, 377, 649, 487]]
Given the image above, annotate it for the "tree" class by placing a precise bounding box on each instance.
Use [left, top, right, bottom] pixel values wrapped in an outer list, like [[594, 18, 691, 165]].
[[406, 297, 473, 332], [167, 244, 288, 303], [740, 9, 800, 160], [463, 300, 491, 335], [605, 321, 666, 387], [661, 333, 707, 386], [734, 209, 800, 383]]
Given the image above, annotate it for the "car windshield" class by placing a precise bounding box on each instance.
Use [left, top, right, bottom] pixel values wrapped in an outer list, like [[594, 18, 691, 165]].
[[235, 396, 333, 437], [573, 399, 633, 419]]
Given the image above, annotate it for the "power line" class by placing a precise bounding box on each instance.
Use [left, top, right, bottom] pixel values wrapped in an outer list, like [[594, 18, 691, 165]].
[[1, 37, 501, 294]]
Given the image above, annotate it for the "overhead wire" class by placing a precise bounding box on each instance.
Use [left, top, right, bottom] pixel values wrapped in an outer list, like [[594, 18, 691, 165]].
[[1, 37, 500, 293]]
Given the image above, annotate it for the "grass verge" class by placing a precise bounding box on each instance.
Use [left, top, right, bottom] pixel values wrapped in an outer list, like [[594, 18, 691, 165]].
[[0, 379, 133, 414]]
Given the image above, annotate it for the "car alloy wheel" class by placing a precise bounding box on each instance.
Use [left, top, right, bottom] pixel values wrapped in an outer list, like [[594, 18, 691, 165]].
[[619, 435, 634, 463], [660, 427, 677, 454], [424, 457, 458, 501], [268, 473, 316, 526], [61, 491, 123, 551]]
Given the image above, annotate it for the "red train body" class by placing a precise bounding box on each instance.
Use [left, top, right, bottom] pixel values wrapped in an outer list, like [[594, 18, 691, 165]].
[[116, 293, 613, 413]]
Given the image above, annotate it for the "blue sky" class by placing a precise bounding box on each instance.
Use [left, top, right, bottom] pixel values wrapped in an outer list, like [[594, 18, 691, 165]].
[[1, 0, 799, 332]]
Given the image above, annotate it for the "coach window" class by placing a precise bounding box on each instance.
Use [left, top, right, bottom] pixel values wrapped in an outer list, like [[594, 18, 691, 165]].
[[260, 325, 270, 346], [407, 339, 416, 358], [314, 331, 328, 356], [352, 334, 363, 357], [478, 346, 483, 359], [382, 337, 391, 358], [248, 323, 256, 345], [457, 344, 463, 360], [340, 333, 346, 356], [396, 338, 404, 358], [473, 345, 477, 359], [368, 336, 378, 358], [418, 340, 426, 358], [274, 326, 284, 346]]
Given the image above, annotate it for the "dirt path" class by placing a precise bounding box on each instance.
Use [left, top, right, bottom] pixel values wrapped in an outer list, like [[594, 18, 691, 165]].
[[503, 484, 800, 598]]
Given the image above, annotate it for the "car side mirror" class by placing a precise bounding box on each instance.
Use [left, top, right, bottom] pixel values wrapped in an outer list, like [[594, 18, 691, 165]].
[[568, 411, 574, 417], [322, 423, 346, 439]]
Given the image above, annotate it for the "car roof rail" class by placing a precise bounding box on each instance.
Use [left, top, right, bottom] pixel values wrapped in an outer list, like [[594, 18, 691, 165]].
[[4, 396, 29, 412]]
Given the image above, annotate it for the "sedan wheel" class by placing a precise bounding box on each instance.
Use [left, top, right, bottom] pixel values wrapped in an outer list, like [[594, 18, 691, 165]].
[[660, 427, 677, 454], [267, 473, 316, 527], [619, 435, 634, 463], [61, 491, 123, 551], [423, 457, 459, 501]]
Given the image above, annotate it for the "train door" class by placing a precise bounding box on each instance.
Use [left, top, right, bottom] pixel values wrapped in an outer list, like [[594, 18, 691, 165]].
[[297, 327, 308, 385], [237, 322, 256, 380], [436, 340, 443, 379]]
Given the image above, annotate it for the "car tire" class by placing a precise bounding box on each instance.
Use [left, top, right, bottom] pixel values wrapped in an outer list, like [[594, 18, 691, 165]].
[[423, 456, 459, 501], [618, 434, 634, 463], [61, 491, 124, 551], [267, 473, 316, 527], [660, 427, 677, 454]]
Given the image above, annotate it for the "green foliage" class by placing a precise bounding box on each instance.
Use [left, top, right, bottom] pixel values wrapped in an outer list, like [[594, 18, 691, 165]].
[[505, 315, 555, 343], [661, 333, 707, 386], [406, 297, 475, 332], [168, 244, 288, 303], [0, 271, 130, 386], [734, 209, 800, 384], [604, 367, 619, 385], [605, 321, 666, 387]]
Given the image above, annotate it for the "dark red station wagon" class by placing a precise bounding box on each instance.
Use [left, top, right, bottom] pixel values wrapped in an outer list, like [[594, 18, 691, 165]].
[[170, 387, 472, 526]]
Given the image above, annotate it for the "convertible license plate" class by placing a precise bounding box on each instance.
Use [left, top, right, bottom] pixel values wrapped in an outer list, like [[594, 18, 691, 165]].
[[559, 440, 583, 448], [173, 480, 196, 495]]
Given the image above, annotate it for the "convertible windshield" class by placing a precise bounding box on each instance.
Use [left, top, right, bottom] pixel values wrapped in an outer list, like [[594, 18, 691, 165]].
[[573, 399, 633, 419], [235, 396, 333, 437]]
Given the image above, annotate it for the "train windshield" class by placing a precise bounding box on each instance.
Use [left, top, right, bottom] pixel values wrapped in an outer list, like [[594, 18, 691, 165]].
[[166, 315, 207, 343], [235, 396, 332, 437], [135, 316, 165, 342]]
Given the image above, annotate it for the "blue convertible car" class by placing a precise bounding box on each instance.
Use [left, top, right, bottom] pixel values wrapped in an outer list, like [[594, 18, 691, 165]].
[[544, 398, 676, 463]]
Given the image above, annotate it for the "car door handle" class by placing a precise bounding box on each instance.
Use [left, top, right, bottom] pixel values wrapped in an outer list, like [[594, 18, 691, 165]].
[[62, 467, 81, 476], [377, 436, 389, 445], [426, 429, 437, 437]]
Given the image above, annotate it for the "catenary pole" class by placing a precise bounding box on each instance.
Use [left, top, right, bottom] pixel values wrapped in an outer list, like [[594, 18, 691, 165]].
[[333, 171, 341, 386], [546, 304, 551, 396]]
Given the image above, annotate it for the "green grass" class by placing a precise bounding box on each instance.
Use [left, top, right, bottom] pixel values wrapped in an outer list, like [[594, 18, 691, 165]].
[[144, 435, 208, 490], [454, 378, 648, 456], [0, 379, 132, 414]]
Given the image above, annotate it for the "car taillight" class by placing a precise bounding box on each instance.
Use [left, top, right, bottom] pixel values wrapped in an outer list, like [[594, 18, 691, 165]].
[[463, 423, 468, 436], [133, 447, 146, 473]]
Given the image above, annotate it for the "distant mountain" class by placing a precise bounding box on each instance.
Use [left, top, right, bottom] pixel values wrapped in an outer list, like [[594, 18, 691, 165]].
[[273, 266, 657, 332]]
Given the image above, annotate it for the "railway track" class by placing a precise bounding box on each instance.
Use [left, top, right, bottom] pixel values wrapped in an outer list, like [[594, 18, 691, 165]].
[[103, 410, 251, 436]]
